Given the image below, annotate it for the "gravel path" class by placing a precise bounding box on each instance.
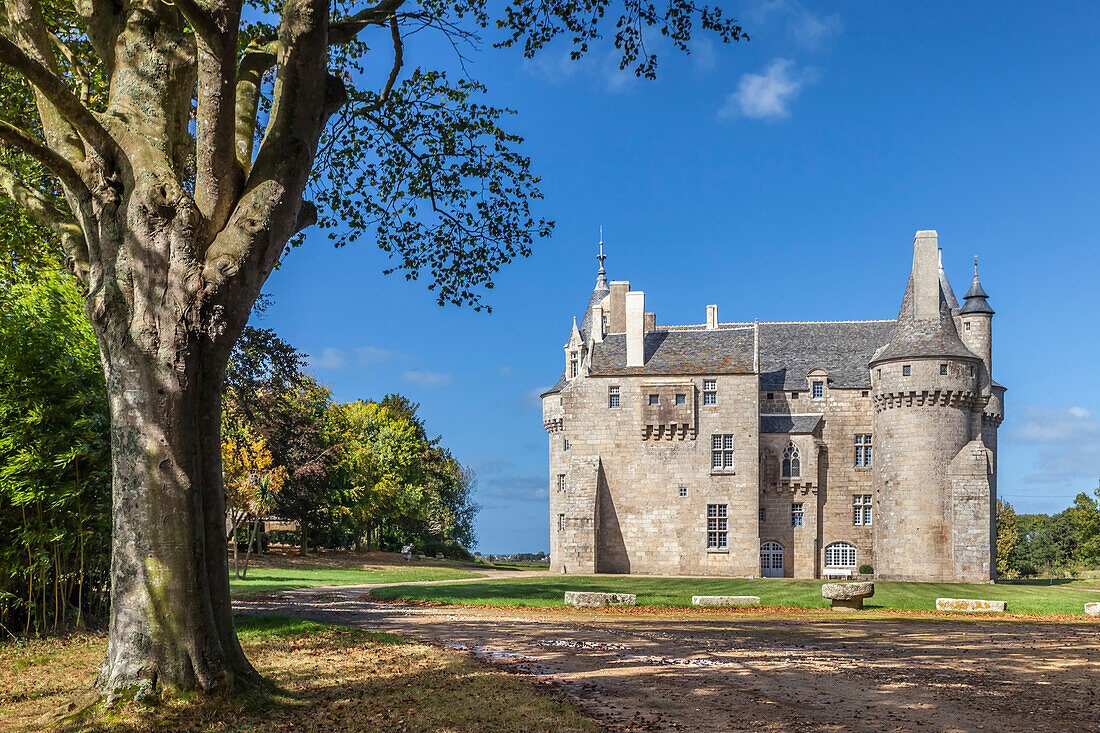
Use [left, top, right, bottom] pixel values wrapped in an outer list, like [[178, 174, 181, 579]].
[[238, 583, 1100, 732]]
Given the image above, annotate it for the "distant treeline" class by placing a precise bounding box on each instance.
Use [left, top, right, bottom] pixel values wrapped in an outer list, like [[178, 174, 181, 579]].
[[996, 489, 1100, 578]]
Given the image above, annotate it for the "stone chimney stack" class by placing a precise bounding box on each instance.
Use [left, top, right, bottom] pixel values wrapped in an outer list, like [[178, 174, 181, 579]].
[[706, 304, 718, 330], [913, 231, 940, 320], [626, 291, 645, 367], [644, 312, 655, 333], [591, 305, 604, 343], [608, 281, 629, 334]]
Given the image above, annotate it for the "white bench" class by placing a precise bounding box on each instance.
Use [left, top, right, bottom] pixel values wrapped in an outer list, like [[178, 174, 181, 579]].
[[823, 567, 855, 579]]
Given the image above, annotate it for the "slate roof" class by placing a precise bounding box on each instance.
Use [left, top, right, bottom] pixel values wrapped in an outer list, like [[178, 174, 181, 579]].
[[541, 370, 568, 397], [589, 329, 755, 376], [959, 273, 994, 314], [760, 414, 823, 434], [578, 284, 610, 340], [757, 321, 895, 391], [871, 276, 980, 364]]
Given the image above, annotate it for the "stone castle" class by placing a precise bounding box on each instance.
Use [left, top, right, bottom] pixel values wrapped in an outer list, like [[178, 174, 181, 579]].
[[542, 230, 1004, 582]]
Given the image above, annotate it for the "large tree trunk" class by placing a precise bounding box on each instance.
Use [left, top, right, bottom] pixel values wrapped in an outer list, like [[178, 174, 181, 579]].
[[93, 266, 255, 700]]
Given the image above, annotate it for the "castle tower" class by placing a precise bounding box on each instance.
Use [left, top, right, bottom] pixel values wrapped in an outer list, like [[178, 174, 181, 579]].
[[870, 231, 991, 582], [957, 258, 994, 391]]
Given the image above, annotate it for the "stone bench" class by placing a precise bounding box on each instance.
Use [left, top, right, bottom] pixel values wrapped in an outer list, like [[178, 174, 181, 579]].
[[1084, 602, 1099, 618], [823, 568, 855, 580], [822, 582, 874, 610], [564, 591, 637, 608], [936, 598, 1007, 613], [692, 595, 761, 607]]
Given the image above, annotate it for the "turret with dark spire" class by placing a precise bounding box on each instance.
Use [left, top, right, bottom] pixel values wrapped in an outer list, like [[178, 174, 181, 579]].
[[959, 257, 994, 315], [579, 232, 611, 341]]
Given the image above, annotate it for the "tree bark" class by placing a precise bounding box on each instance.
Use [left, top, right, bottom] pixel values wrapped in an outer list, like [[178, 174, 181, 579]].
[[93, 261, 255, 700]]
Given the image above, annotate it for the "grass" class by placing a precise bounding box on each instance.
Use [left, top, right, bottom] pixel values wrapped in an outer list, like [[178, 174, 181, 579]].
[[0, 614, 595, 732], [230, 564, 481, 599], [369, 576, 1100, 616]]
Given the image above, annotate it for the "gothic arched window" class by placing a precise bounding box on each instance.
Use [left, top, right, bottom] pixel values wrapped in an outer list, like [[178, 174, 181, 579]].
[[781, 442, 801, 479]]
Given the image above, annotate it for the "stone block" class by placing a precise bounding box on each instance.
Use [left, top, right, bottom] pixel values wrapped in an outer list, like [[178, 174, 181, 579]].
[[936, 598, 1006, 613], [564, 591, 637, 608], [692, 595, 760, 607], [822, 582, 874, 610], [1084, 602, 1099, 618]]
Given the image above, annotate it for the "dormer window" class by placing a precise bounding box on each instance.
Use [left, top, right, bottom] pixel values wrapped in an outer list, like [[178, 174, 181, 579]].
[[570, 352, 578, 378], [812, 381, 824, 399]]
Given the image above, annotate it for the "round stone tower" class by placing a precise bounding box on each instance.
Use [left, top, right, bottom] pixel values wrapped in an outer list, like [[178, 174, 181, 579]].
[[870, 231, 984, 582]]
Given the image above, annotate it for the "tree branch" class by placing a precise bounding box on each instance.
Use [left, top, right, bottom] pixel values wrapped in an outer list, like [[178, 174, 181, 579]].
[[0, 120, 88, 197], [48, 31, 92, 106], [361, 14, 404, 114], [233, 39, 277, 174], [0, 33, 119, 162], [328, 0, 405, 45], [71, 0, 125, 74], [0, 160, 90, 278]]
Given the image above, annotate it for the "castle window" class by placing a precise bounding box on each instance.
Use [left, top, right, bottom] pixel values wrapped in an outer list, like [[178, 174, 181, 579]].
[[563, 438, 571, 451], [853, 494, 872, 526], [570, 352, 579, 378], [855, 434, 872, 467], [965, 321, 971, 331], [970, 365, 975, 376], [902, 365, 911, 376], [791, 503, 804, 528], [675, 393, 686, 405], [649, 394, 660, 405], [711, 435, 735, 469], [790, 392, 799, 399], [862, 390, 869, 397], [781, 442, 801, 480], [703, 380, 717, 405], [558, 513, 566, 532], [766, 392, 774, 400], [706, 504, 728, 549], [812, 381, 824, 399], [679, 486, 688, 497], [825, 542, 857, 568], [608, 385, 620, 408], [759, 508, 766, 522], [557, 474, 566, 492], [940, 363, 948, 375]]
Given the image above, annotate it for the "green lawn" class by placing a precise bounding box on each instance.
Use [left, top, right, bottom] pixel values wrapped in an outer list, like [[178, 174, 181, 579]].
[[369, 576, 1100, 616], [230, 564, 482, 599]]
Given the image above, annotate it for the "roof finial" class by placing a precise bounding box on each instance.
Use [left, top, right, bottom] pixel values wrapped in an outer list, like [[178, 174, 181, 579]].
[[974, 255, 979, 277], [595, 227, 608, 289]]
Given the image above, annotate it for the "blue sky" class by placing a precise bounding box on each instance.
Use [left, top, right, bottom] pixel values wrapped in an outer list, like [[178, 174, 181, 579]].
[[260, 1, 1100, 552]]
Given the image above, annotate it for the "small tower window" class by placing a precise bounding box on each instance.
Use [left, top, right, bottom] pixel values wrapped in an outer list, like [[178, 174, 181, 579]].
[[675, 393, 686, 405], [791, 503, 804, 527], [855, 434, 872, 467], [964, 321, 971, 331], [970, 365, 975, 376], [563, 438, 571, 451], [940, 363, 948, 375], [558, 513, 566, 532], [570, 352, 579, 378], [608, 385, 620, 408], [812, 381, 824, 399], [790, 392, 799, 400], [766, 392, 774, 400], [678, 486, 688, 497], [781, 442, 801, 479], [902, 365, 911, 376], [759, 508, 766, 522], [648, 394, 660, 405], [557, 474, 566, 492]]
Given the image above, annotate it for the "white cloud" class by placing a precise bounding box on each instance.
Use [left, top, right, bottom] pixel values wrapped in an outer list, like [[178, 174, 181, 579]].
[[401, 370, 453, 388], [355, 346, 394, 365], [307, 347, 348, 371], [1005, 405, 1100, 485], [719, 58, 815, 120]]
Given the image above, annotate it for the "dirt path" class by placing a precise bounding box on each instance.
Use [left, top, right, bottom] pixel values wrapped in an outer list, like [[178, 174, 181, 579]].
[[239, 584, 1100, 732]]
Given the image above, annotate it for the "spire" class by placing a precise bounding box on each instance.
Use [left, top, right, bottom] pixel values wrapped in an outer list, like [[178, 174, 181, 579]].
[[959, 255, 994, 314], [938, 248, 959, 310], [596, 227, 608, 289], [578, 230, 611, 340]]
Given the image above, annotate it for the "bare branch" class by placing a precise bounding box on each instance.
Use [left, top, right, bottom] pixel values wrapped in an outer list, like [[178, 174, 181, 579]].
[[48, 31, 92, 105], [361, 14, 404, 114], [0, 33, 119, 162], [0, 120, 88, 197], [328, 0, 405, 45]]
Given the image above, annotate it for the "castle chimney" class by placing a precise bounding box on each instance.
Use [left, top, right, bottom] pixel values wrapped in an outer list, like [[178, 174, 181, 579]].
[[913, 230, 939, 320], [608, 281, 629, 334], [592, 305, 604, 343], [626, 291, 645, 367], [706, 304, 718, 330], [644, 312, 655, 333]]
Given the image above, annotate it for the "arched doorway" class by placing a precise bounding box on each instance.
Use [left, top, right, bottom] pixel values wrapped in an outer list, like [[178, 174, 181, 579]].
[[761, 541, 784, 578]]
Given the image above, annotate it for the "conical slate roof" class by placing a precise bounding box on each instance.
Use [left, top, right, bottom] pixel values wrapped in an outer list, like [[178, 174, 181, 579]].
[[871, 274, 980, 364], [959, 261, 994, 315], [578, 281, 609, 340]]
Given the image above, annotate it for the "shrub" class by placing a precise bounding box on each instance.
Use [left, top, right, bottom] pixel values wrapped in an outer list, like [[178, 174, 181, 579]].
[[859, 564, 874, 575]]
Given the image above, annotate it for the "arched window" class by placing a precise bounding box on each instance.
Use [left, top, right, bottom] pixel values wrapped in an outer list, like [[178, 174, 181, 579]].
[[781, 442, 800, 479], [825, 542, 857, 568]]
